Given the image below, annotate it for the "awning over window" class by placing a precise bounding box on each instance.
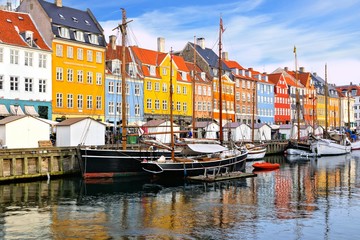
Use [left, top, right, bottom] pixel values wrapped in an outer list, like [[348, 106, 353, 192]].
[[24, 105, 39, 117], [10, 105, 25, 115], [0, 104, 10, 116]]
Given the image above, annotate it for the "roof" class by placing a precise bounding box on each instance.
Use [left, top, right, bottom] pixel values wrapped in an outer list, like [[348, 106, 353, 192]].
[[142, 119, 167, 127], [193, 121, 218, 128], [267, 73, 283, 85], [38, 0, 105, 46], [0, 10, 50, 50], [0, 115, 26, 125], [224, 59, 244, 70], [223, 122, 245, 128], [56, 117, 105, 126]]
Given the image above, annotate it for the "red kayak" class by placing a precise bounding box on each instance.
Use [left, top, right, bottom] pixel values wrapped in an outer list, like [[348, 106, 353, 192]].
[[252, 162, 280, 170]]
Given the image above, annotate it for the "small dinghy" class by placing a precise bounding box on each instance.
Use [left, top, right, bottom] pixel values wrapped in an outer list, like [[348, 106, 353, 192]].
[[252, 162, 280, 170]]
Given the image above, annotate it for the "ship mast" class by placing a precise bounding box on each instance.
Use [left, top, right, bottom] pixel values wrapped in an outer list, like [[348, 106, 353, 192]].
[[112, 9, 132, 150], [192, 36, 196, 136], [294, 46, 300, 141], [170, 48, 175, 159], [218, 17, 223, 144], [324, 63, 328, 138]]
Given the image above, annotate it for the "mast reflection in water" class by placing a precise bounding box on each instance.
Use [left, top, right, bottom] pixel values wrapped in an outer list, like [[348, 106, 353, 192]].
[[1, 152, 360, 239]]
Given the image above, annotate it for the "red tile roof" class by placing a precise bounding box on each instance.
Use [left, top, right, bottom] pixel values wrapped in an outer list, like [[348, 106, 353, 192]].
[[0, 10, 50, 50], [224, 59, 244, 69]]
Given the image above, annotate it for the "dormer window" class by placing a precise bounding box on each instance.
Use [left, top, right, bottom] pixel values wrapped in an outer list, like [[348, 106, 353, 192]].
[[72, 17, 78, 23], [181, 71, 187, 80], [75, 30, 84, 42], [149, 66, 156, 76], [59, 27, 70, 39], [201, 72, 205, 80], [18, 16, 24, 20], [89, 34, 98, 45], [25, 31, 34, 47], [84, 20, 90, 25], [59, 14, 65, 20]]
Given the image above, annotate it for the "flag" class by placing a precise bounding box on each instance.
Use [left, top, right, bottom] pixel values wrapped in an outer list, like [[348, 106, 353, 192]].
[[220, 17, 225, 33], [293, 45, 296, 53]]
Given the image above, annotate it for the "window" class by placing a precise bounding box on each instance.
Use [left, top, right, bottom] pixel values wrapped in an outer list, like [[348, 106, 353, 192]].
[[162, 100, 167, 110], [96, 96, 101, 109], [59, 27, 70, 38], [67, 69, 73, 82], [67, 46, 73, 58], [116, 82, 121, 94], [109, 102, 114, 114], [177, 86, 181, 94], [77, 70, 83, 82], [146, 99, 152, 109], [24, 78, 33, 92], [67, 94, 73, 108], [39, 54, 47, 68], [183, 86, 187, 94], [96, 73, 102, 85], [162, 83, 167, 92], [86, 95, 93, 109], [77, 48, 83, 60], [162, 67, 167, 75], [208, 86, 211, 96], [125, 83, 129, 95], [108, 81, 114, 93], [87, 50, 93, 62], [56, 67, 63, 80], [146, 81, 152, 90], [87, 71, 93, 84], [56, 44, 63, 57], [0, 48, 3, 62], [39, 79, 46, 93], [183, 102, 187, 112], [75, 31, 84, 42], [181, 72, 187, 80], [77, 95, 83, 109], [10, 49, 19, 64], [24, 52, 33, 66], [96, 52, 102, 63], [176, 101, 181, 111], [10, 76, 19, 91], [155, 99, 160, 110], [198, 102, 202, 111], [116, 102, 121, 115], [198, 86, 202, 95], [155, 82, 160, 91], [149, 66, 156, 76], [89, 34, 99, 44], [135, 84, 140, 96], [56, 93, 63, 107], [135, 104, 140, 116], [0, 75, 3, 90]]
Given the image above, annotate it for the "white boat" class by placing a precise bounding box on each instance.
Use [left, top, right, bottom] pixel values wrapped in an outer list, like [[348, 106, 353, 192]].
[[245, 143, 267, 160], [310, 138, 351, 156], [351, 140, 360, 150]]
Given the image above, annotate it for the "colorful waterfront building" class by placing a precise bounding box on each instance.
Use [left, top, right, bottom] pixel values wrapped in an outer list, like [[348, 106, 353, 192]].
[[223, 58, 256, 124], [131, 41, 193, 127], [251, 68, 274, 125], [181, 38, 235, 124], [336, 84, 358, 129], [105, 36, 144, 127], [268, 72, 291, 124], [18, 0, 106, 121], [0, 10, 52, 119]]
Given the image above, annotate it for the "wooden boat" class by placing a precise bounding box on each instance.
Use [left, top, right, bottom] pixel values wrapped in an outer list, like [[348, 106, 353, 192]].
[[245, 143, 267, 160], [252, 162, 280, 170]]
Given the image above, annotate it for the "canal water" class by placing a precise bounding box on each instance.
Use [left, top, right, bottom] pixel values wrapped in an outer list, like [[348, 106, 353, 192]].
[[1, 152, 360, 240]]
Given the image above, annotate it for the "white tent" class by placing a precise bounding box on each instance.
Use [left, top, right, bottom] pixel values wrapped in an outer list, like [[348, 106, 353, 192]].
[[223, 122, 251, 142], [142, 120, 179, 144], [253, 123, 272, 141], [191, 121, 219, 139]]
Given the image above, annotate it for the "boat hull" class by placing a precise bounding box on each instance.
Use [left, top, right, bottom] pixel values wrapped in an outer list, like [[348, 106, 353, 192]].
[[311, 139, 351, 156], [141, 150, 248, 178], [79, 148, 178, 178], [247, 147, 266, 160], [351, 141, 360, 150], [252, 162, 280, 170]]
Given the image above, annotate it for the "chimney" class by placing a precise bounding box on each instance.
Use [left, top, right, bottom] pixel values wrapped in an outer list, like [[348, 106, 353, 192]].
[[55, 0, 62, 7], [313, 72, 317, 76], [350, 82, 353, 85], [109, 35, 117, 50], [222, 52, 228, 61], [197, 37, 205, 49], [157, 37, 165, 53], [284, 67, 288, 71], [299, 67, 304, 72]]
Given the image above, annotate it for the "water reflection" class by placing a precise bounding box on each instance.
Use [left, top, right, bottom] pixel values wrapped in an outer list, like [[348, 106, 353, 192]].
[[1, 152, 360, 239]]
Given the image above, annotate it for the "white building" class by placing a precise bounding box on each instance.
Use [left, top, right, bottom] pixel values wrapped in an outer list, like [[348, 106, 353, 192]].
[[0, 10, 52, 119], [142, 119, 180, 144], [223, 122, 251, 142], [0, 115, 51, 149], [55, 117, 106, 147]]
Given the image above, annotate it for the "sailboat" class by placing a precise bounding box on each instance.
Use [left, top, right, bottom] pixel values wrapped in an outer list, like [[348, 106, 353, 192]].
[[141, 18, 248, 177], [78, 9, 198, 179], [310, 64, 351, 156]]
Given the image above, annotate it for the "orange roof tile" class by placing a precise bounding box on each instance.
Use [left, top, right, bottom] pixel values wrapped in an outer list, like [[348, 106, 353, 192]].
[[0, 10, 50, 51]]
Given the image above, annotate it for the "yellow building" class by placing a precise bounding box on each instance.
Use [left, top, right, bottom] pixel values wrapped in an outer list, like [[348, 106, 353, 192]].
[[19, 0, 106, 121], [131, 46, 192, 125]]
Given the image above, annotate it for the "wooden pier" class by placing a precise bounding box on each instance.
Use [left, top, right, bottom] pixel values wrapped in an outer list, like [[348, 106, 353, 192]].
[[0, 147, 79, 183]]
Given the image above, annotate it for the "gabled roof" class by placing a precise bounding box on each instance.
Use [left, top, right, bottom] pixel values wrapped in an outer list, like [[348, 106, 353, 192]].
[[223, 122, 245, 128], [38, 0, 105, 46], [143, 119, 167, 127], [188, 42, 230, 72], [56, 117, 105, 126], [223, 59, 244, 70], [0, 10, 50, 50], [106, 44, 132, 62], [267, 73, 282, 85], [0, 116, 26, 125]]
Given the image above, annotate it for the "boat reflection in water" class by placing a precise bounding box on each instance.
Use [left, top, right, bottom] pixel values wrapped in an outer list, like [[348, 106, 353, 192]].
[[1, 152, 360, 239]]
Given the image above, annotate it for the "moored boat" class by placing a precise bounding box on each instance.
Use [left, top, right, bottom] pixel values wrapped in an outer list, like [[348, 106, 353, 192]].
[[310, 137, 351, 156], [252, 162, 280, 170], [245, 143, 267, 160]]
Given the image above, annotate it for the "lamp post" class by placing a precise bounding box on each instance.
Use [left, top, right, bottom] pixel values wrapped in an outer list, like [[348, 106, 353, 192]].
[[14, 104, 19, 116]]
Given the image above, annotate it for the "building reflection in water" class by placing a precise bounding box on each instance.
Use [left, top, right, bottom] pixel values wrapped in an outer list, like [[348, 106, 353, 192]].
[[0, 152, 359, 239]]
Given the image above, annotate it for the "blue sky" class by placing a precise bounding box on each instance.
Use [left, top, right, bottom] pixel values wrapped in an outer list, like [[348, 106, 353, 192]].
[[5, 0, 360, 85]]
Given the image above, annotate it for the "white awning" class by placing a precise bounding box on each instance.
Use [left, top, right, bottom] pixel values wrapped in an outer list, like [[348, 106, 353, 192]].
[[10, 105, 25, 115], [181, 143, 228, 155], [24, 105, 39, 117], [0, 104, 10, 116]]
